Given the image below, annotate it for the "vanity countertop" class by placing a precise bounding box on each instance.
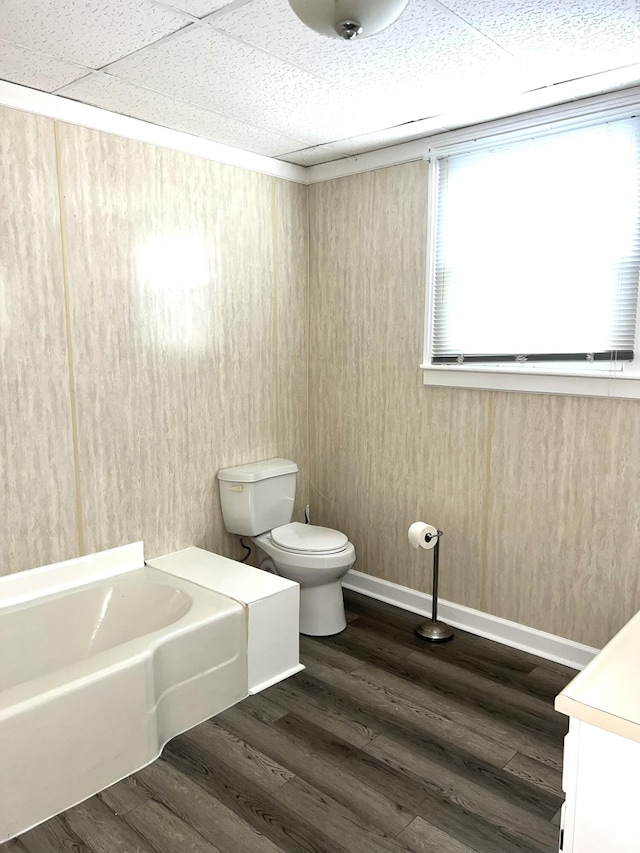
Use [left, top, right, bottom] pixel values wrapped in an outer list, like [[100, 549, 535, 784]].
[[555, 607, 640, 743]]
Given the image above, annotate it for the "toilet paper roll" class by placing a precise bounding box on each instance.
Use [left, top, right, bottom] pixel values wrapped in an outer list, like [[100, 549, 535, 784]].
[[408, 521, 439, 550]]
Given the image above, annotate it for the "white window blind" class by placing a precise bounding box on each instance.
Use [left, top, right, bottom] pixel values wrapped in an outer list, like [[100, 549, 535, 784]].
[[430, 116, 640, 366]]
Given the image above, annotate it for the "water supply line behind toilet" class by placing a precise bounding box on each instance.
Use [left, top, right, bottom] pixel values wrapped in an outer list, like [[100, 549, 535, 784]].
[[408, 521, 454, 643]]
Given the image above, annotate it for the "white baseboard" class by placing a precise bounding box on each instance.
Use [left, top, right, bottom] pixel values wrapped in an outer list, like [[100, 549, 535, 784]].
[[342, 569, 598, 671]]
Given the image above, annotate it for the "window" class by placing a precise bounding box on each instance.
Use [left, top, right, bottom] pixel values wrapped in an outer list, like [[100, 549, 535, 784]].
[[422, 100, 640, 398]]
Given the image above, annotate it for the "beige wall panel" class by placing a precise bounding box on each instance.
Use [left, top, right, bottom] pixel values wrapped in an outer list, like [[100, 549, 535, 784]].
[[273, 179, 309, 520], [310, 157, 640, 647], [57, 123, 279, 560], [485, 392, 640, 648], [309, 163, 490, 608], [0, 106, 79, 574]]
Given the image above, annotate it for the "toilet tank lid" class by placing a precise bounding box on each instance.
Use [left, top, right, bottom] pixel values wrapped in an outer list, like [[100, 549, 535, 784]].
[[217, 458, 298, 483]]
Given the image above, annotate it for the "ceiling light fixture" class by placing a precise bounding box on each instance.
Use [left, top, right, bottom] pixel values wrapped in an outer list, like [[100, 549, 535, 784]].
[[288, 0, 410, 40]]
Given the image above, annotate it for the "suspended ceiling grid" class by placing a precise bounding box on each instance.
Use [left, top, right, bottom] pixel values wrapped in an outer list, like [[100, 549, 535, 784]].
[[0, 0, 639, 165]]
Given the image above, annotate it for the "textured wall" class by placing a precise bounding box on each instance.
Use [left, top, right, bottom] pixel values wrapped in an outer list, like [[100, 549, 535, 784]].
[[272, 178, 309, 523], [0, 105, 308, 571], [0, 108, 79, 573], [4, 101, 639, 649], [308, 161, 640, 649]]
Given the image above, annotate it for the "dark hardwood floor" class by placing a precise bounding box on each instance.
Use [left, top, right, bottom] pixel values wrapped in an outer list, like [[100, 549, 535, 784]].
[[4, 590, 573, 853]]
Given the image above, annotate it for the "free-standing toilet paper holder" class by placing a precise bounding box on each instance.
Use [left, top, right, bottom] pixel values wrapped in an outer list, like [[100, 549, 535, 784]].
[[415, 528, 454, 643]]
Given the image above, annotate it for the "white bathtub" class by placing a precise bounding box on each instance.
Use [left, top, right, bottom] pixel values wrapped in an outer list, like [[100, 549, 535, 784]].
[[0, 543, 302, 843]]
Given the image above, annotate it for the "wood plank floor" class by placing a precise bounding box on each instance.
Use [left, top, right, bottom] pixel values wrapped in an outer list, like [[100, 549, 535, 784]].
[[3, 591, 574, 853]]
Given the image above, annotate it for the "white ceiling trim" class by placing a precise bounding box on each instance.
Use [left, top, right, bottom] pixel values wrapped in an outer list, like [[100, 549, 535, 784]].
[[421, 85, 640, 158], [306, 65, 640, 183], [3, 73, 640, 189], [0, 79, 307, 183]]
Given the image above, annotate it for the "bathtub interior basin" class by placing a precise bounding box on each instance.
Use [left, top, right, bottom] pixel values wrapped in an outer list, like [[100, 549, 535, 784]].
[[0, 553, 247, 843], [0, 569, 195, 691]]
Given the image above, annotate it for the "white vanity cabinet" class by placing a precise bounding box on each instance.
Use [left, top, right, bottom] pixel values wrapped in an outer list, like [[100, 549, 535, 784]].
[[556, 609, 640, 853], [558, 718, 640, 852]]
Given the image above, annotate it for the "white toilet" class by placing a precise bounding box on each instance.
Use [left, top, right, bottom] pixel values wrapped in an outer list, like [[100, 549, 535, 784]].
[[217, 458, 356, 636]]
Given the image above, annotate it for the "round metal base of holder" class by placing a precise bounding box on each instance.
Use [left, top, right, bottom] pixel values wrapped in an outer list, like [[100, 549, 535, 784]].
[[415, 619, 454, 642]]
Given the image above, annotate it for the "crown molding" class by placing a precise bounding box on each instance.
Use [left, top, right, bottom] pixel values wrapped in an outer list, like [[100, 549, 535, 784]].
[[0, 80, 308, 184], [4, 71, 640, 188], [306, 73, 640, 184]]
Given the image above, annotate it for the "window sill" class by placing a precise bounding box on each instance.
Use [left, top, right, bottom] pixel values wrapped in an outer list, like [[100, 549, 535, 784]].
[[420, 364, 640, 399]]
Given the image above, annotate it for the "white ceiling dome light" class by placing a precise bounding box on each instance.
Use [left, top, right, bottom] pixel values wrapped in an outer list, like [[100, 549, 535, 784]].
[[287, 0, 410, 40]]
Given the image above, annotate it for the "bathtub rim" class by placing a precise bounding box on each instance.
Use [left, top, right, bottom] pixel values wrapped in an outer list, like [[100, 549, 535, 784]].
[[0, 542, 144, 609], [0, 565, 246, 716]]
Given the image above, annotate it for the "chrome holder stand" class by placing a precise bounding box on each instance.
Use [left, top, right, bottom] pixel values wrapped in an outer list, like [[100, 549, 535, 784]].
[[415, 530, 454, 642]]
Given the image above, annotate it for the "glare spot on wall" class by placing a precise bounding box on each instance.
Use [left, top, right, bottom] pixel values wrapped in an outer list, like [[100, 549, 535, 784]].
[[135, 234, 212, 354]]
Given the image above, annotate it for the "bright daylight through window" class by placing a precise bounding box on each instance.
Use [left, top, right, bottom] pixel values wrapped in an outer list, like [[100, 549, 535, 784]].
[[423, 107, 640, 398]]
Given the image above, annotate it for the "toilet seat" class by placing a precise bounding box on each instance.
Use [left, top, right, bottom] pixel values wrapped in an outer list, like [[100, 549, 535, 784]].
[[271, 522, 348, 555]]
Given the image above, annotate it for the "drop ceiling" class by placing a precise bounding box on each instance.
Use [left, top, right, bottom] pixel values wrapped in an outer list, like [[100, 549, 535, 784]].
[[1, 0, 639, 166]]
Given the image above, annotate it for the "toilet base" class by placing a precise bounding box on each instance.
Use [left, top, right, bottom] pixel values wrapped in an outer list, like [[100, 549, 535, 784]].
[[299, 580, 347, 636], [251, 532, 355, 637]]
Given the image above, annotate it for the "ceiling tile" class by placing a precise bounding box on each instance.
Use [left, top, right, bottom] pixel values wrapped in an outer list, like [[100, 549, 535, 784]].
[[316, 130, 423, 161], [293, 59, 640, 166], [278, 144, 345, 166], [281, 129, 427, 166], [0, 0, 637, 164], [0, 0, 189, 68], [166, 0, 240, 17], [0, 41, 89, 92], [58, 73, 309, 156], [210, 0, 539, 134], [104, 24, 403, 143], [212, 0, 528, 88], [440, 0, 640, 81]]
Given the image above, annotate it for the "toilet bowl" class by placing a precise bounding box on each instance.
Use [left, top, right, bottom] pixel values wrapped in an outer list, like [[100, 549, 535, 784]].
[[217, 458, 356, 637], [253, 523, 356, 636]]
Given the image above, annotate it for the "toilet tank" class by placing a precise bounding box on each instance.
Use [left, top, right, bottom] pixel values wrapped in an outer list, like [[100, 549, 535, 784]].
[[217, 458, 298, 536]]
